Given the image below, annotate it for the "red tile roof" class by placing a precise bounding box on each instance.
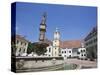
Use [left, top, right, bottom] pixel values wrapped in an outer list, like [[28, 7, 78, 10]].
[[60, 40, 81, 49], [16, 35, 29, 42]]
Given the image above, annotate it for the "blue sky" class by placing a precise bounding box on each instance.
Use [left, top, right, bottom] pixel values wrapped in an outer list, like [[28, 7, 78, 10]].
[[16, 2, 97, 42]]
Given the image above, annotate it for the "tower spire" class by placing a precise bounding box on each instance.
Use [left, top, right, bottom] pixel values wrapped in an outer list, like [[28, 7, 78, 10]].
[[40, 12, 47, 25], [54, 27, 60, 40], [39, 12, 47, 42], [56, 27, 58, 32]]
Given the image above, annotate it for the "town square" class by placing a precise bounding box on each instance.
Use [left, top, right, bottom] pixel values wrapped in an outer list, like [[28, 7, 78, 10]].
[[11, 2, 97, 72]]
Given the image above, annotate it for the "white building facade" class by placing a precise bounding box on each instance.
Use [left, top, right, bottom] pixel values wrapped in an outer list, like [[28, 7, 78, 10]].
[[16, 35, 29, 56], [78, 43, 87, 59], [45, 28, 61, 57], [45, 28, 87, 59], [72, 48, 79, 58], [45, 45, 53, 57], [61, 48, 72, 59], [61, 43, 87, 60]]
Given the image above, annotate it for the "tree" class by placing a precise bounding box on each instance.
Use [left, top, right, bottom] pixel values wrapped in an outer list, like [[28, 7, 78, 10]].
[[27, 42, 49, 56], [27, 42, 34, 54], [32, 42, 49, 56]]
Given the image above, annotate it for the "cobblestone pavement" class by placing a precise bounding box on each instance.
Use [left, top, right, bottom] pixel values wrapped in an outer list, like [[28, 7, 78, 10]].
[[65, 59, 97, 69]]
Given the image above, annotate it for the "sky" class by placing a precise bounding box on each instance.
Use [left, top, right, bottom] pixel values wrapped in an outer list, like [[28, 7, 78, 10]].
[[15, 2, 97, 42]]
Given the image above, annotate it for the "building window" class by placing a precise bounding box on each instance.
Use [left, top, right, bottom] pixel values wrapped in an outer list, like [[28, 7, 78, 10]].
[[81, 54, 83, 56], [69, 51, 71, 53], [19, 48, 21, 52], [64, 55, 66, 57], [77, 52, 80, 54], [84, 54, 86, 56], [55, 48, 56, 49], [83, 50, 85, 52], [69, 55, 71, 57], [62, 51, 63, 53], [24, 43, 26, 46], [21, 42, 23, 45], [59, 50, 61, 53], [23, 49, 25, 53], [59, 54, 61, 56], [49, 48, 51, 52], [81, 50, 83, 52], [65, 51, 66, 53], [49, 55, 50, 57], [16, 46, 17, 50]]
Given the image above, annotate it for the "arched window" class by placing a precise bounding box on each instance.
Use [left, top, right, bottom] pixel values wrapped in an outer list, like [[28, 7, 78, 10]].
[[23, 49, 25, 53]]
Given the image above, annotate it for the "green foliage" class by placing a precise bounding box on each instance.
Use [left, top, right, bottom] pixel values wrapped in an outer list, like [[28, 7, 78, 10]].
[[27, 42, 49, 55], [27, 42, 34, 54], [33, 42, 49, 56]]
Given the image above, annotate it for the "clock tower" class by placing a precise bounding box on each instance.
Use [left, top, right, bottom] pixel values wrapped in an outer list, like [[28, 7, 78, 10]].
[[39, 13, 47, 42], [53, 28, 60, 57]]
